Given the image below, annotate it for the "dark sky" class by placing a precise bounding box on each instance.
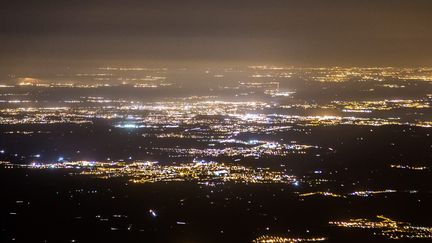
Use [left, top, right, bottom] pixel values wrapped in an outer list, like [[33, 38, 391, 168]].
[[1, 0, 432, 71]]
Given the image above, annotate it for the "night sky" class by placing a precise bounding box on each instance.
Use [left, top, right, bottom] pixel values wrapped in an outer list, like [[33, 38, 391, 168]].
[[1, 0, 432, 71]]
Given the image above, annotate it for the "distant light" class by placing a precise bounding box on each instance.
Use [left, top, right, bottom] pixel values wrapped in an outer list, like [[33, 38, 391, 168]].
[[266, 143, 277, 149], [30, 162, 41, 168], [120, 124, 138, 128], [115, 123, 146, 129], [149, 209, 157, 217], [0, 150, 5, 154], [58, 156, 64, 162], [163, 125, 179, 128]]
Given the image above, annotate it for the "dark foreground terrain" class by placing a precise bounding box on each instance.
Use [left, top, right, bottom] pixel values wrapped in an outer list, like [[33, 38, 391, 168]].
[[1, 124, 431, 243]]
